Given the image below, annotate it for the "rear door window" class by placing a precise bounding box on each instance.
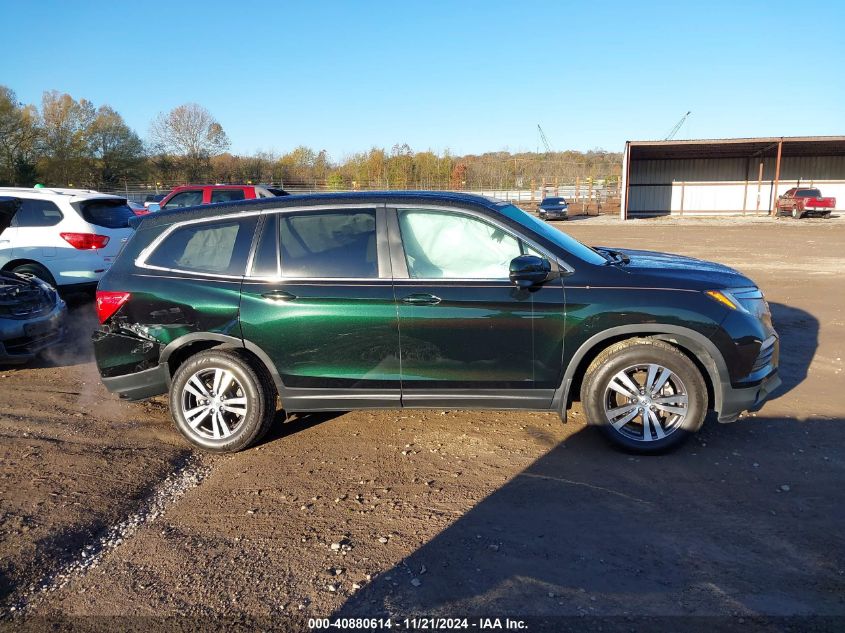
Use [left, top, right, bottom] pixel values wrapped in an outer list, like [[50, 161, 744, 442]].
[[278, 209, 378, 278], [11, 199, 64, 227], [146, 216, 259, 275], [76, 199, 135, 229], [162, 190, 204, 209], [210, 189, 247, 203]]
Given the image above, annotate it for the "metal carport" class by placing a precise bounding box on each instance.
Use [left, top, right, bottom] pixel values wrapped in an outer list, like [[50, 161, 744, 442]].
[[621, 136, 845, 219]]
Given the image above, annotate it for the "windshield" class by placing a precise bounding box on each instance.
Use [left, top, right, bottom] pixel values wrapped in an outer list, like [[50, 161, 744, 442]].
[[542, 197, 566, 204], [498, 204, 608, 266], [796, 189, 821, 198]]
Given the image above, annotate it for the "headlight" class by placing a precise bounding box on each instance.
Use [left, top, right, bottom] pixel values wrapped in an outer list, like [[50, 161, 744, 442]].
[[707, 287, 773, 329]]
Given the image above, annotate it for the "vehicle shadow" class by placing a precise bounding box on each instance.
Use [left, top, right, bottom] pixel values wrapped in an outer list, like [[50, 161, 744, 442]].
[[257, 410, 347, 446], [333, 415, 845, 627], [333, 305, 834, 626], [768, 302, 818, 398]]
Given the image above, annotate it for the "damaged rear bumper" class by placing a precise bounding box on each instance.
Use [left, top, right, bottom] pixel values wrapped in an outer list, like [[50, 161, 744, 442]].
[[101, 363, 170, 400], [92, 328, 168, 400]]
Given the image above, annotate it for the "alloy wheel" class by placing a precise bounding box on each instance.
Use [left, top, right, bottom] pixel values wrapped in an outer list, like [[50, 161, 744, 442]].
[[180, 367, 248, 440], [602, 363, 689, 442]]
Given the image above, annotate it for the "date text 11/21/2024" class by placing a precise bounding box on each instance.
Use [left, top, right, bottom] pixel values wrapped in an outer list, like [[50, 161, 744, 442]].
[[307, 617, 528, 630]]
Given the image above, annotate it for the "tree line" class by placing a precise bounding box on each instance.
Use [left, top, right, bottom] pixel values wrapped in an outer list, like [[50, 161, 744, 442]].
[[0, 85, 621, 191]]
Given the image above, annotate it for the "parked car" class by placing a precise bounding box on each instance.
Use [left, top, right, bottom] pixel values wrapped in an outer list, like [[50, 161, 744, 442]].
[[776, 188, 836, 218], [0, 187, 135, 292], [128, 201, 148, 216], [143, 193, 168, 209], [0, 197, 67, 364], [152, 184, 289, 212], [92, 192, 780, 454], [538, 197, 569, 220]]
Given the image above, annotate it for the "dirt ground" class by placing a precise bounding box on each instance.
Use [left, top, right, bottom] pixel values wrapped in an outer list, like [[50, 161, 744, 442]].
[[0, 216, 843, 632]]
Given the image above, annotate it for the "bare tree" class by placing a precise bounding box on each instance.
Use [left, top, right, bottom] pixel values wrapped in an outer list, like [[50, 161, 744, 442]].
[[149, 103, 229, 181]]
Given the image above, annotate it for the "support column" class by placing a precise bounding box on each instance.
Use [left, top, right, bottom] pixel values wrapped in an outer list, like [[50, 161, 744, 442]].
[[770, 138, 783, 216]]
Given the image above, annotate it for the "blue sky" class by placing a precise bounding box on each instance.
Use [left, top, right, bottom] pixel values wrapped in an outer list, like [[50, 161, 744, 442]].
[[1, 0, 842, 159]]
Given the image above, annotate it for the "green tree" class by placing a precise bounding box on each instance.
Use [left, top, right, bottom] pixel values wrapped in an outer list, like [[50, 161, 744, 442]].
[[326, 172, 345, 190], [87, 105, 144, 185]]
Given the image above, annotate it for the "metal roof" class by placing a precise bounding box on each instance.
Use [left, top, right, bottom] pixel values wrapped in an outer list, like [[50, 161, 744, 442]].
[[627, 136, 845, 160]]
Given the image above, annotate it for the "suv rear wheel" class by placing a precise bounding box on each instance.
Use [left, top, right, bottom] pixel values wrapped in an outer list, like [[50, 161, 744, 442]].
[[170, 349, 276, 452], [581, 338, 707, 453], [10, 262, 56, 287]]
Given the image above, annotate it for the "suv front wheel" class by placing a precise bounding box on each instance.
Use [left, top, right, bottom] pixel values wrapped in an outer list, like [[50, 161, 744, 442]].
[[170, 349, 276, 452], [581, 338, 707, 453]]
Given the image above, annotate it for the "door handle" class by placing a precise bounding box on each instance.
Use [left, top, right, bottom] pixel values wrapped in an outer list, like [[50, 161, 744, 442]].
[[401, 293, 441, 306], [261, 290, 297, 302]]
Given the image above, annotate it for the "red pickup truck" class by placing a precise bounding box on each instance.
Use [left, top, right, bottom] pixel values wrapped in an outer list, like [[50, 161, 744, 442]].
[[776, 188, 836, 219]]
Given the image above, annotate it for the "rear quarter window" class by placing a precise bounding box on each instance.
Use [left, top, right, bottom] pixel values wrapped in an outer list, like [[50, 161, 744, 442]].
[[11, 199, 64, 227], [76, 199, 135, 229], [145, 217, 259, 276]]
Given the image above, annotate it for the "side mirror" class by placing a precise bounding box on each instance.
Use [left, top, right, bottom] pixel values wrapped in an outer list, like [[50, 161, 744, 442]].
[[509, 255, 551, 288], [147, 203, 161, 212]]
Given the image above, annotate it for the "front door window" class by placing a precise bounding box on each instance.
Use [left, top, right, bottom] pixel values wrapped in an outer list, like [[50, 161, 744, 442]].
[[397, 210, 522, 279]]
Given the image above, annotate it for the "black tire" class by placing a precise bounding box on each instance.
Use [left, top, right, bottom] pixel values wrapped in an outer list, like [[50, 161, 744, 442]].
[[169, 349, 276, 453], [823, 211, 832, 219], [792, 206, 801, 219], [580, 338, 707, 453], [9, 262, 57, 288]]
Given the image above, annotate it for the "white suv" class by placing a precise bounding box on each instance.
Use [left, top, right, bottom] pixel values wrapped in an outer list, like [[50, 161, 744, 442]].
[[0, 187, 135, 291]]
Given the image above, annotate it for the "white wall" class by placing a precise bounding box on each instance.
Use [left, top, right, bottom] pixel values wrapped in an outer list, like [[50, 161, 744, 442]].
[[627, 155, 845, 216]]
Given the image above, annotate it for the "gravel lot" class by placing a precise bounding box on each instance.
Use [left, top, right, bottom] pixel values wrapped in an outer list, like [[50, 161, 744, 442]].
[[1, 215, 843, 632]]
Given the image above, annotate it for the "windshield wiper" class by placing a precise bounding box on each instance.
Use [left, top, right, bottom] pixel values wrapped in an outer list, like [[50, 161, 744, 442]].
[[595, 247, 630, 265]]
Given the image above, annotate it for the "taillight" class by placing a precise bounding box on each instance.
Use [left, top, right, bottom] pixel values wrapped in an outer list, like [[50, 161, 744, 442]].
[[61, 232, 110, 250], [95, 291, 131, 323]]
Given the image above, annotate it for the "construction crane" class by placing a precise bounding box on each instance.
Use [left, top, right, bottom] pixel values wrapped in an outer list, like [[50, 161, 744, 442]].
[[665, 111, 691, 140], [537, 124, 552, 153]]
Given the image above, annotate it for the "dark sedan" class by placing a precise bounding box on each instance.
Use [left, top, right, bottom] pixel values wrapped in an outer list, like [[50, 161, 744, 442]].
[[538, 196, 569, 220]]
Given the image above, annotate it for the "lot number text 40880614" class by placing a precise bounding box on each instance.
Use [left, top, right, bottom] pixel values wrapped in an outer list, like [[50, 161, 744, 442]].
[[308, 617, 528, 630]]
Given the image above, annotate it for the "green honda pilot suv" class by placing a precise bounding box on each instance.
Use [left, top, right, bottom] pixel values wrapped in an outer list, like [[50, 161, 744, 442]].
[[92, 192, 780, 453]]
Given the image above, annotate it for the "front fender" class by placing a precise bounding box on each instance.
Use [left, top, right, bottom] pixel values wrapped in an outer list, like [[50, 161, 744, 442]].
[[555, 323, 730, 417]]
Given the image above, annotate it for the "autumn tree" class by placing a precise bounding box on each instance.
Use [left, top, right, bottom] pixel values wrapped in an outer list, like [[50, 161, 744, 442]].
[[38, 91, 96, 186], [0, 86, 40, 185], [149, 103, 230, 181]]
